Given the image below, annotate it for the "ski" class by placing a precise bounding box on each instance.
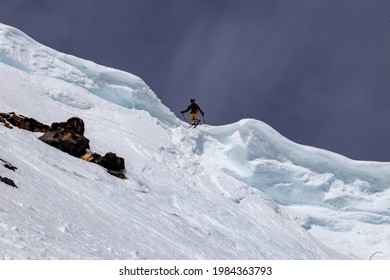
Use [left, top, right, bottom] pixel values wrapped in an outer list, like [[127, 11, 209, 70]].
[[190, 120, 201, 128]]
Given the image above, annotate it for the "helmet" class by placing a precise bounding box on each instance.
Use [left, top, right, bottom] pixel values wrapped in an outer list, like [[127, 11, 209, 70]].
[[190, 98, 195, 103]]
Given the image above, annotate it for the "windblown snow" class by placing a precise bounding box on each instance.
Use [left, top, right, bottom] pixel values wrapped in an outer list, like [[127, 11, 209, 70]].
[[0, 23, 388, 260]]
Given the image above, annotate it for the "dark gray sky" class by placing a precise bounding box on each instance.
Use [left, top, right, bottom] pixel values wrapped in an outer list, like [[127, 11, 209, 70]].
[[1, 0, 390, 161]]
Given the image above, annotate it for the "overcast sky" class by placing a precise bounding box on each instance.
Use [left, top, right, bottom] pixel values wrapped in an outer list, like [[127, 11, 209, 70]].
[[1, 0, 390, 161]]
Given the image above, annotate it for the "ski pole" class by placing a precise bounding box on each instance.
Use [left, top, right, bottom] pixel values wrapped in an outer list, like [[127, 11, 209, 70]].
[[202, 114, 206, 124], [181, 113, 187, 122]]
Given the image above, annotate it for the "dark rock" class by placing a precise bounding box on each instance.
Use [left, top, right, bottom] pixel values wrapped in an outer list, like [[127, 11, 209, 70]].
[[39, 130, 62, 148], [40, 117, 89, 157], [58, 130, 90, 157], [2, 112, 126, 179], [95, 152, 125, 171], [1, 159, 17, 171], [0, 112, 50, 132], [4, 163, 17, 171], [51, 117, 85, 136], [0, 176, 17, 188], [39, 128, 90, 158]]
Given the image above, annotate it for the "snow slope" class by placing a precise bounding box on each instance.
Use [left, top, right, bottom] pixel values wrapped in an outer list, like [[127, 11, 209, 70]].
[[195, 121, 390, 259], [0, 23, 388, 259]]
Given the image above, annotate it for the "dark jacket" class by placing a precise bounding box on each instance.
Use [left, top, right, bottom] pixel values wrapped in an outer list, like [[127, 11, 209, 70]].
[[181, 103, 204, 115]]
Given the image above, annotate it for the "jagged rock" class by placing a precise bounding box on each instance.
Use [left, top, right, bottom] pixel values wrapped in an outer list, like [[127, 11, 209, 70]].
[[82, 152, 127, 179], [39, 130, 62, 148], [59, 130, 89, 157], [39, 117, 89, 157], [0, 112, 50, 132], [95, 152, 125, 171], [51, 117, 85, 136], [2, 113, 126, 179], [39, 128, 90, 158], [0, 176, 17, 188]]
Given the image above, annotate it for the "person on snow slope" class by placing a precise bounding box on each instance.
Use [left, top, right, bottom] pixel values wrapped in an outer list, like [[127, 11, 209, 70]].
[[181, 98, 204, 125]]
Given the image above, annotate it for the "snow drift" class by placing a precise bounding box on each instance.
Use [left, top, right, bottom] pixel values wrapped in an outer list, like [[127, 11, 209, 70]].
[[0, 23, 388, 260]]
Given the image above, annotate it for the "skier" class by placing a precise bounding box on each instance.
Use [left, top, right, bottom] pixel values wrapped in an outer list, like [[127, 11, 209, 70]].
[[181, 98, 205, 126]]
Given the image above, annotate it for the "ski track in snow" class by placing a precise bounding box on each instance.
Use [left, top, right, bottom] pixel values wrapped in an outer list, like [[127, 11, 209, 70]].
[[0, 23, 389, 260]]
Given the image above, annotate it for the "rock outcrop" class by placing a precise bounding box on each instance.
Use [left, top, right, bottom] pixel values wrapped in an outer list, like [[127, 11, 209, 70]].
[[1, 112, 126, 179], [39, 119, 90, 158], [0, 112, 50, 132]]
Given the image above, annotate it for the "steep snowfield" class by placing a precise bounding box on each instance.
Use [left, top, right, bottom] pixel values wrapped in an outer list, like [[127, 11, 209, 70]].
[[0, 23, 388, 259]]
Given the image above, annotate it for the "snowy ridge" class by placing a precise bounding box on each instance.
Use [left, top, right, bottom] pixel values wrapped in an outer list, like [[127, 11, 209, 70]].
[[190, 120, 390, 258], [0, 23, 389, 259], [0, 23, 177, 126]]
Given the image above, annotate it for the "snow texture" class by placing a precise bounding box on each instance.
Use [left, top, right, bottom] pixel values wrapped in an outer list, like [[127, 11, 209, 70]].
[[0, 23, 388, 260]]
